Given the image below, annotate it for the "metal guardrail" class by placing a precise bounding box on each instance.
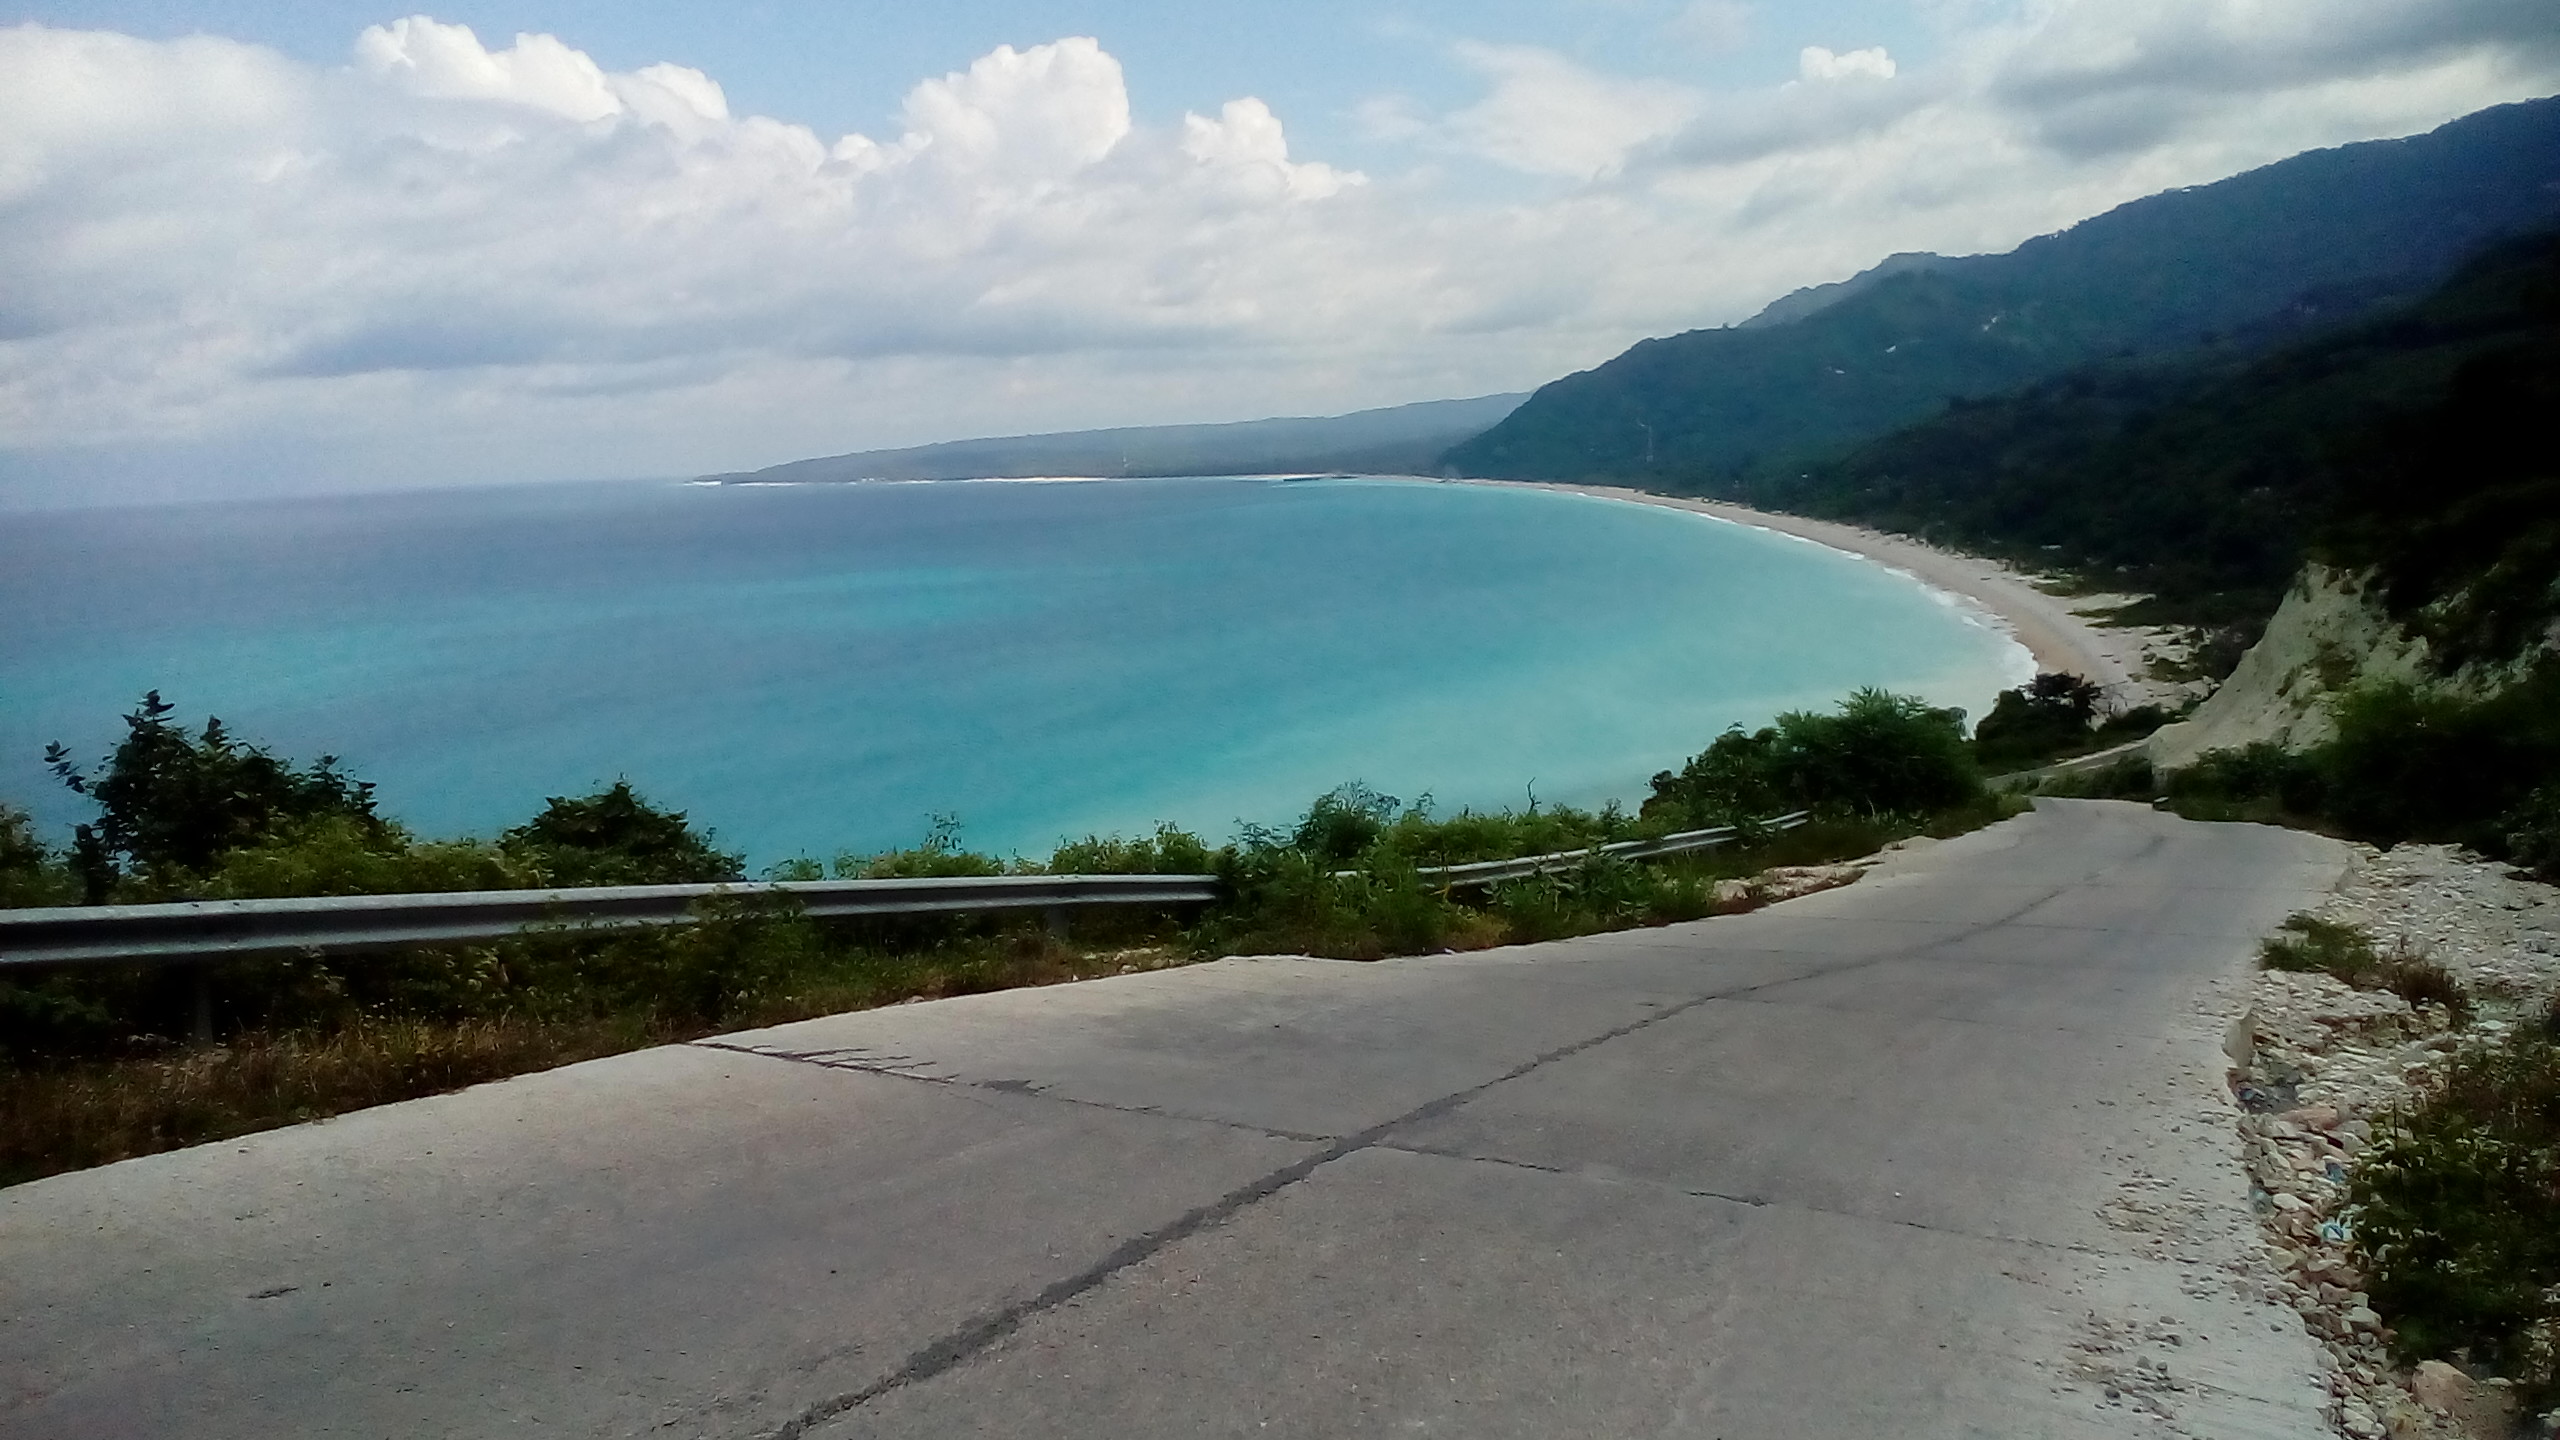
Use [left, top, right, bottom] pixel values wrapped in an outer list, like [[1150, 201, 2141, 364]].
[[1342, 811, 1813, 886], [0, 873, 1222, 970], [0, 810, 1816, 969]]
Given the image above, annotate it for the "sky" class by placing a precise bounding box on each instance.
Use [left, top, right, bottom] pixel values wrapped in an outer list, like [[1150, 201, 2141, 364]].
[[3, 1, 2555, 506]]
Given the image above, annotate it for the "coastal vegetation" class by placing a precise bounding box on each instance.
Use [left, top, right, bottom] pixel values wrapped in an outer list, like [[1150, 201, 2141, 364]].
[[2350, 1003, 2560, 1411], [0, 686, 2012, 1185], [2145, 665, 2560, 876]]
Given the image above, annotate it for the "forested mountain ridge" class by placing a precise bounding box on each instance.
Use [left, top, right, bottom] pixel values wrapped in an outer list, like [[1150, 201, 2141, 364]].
[[1444, 97, 2560, 486], [1730, 231, 2560, 636]]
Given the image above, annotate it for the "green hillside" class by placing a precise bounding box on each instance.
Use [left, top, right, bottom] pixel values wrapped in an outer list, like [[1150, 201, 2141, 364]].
[[1445, 98, 2560, 486], [1728, 232, 2559, 634]]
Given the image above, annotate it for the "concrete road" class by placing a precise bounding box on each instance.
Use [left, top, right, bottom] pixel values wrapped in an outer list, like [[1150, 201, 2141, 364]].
[[2, 801, 2347, 1438]]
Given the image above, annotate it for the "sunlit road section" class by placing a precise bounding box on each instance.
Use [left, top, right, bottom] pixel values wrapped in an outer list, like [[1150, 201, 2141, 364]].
[[2, 800, 2348, 1438]]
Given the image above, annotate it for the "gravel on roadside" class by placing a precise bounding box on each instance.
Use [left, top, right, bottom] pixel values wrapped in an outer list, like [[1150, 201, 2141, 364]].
[[2228, 842, 2560, 1440]]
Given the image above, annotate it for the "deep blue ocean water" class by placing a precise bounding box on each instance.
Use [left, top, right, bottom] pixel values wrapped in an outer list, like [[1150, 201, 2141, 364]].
[[0, 477, 2029, 866]]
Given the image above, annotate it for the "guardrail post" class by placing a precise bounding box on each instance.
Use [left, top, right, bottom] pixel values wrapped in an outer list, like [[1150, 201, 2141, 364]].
[[188, 964, 213, 1047], [1043, 905, 1070, 941]]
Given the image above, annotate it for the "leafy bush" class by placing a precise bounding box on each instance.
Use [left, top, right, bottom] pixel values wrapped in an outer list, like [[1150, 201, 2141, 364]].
[[1202, 842, 1473, 960], [157, 817, 532, 901], [498, 780, 741, 886], [1048, 824, 1218, 876], [2160, 742, 2329, 822], [2163, 664, 2560, 862], [1647, 688, 1981, 826], [2503, 782, 2560, 883], [1973, 672, 2105, 770], [44, 692, 382, 897], [0, 807, 75, 908], [2322, 680, 2546, 847], [1776, 688, 1982, 815], [1290, 782, 1404, 864], [2352, 1030, 2560, 1408]]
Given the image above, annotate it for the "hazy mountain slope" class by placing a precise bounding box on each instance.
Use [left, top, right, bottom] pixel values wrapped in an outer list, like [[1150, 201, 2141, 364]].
[[1737, 252, 1948, 329], [708, 393, 1529, 484], [1445, 97, 2560, 486]]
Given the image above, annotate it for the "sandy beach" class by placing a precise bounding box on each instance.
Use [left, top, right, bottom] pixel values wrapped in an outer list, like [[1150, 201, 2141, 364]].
[[1464, 480, 2177, 711]]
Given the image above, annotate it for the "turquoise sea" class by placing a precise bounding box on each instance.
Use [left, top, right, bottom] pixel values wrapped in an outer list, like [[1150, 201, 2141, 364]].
[[0, 477, 2029, 866]]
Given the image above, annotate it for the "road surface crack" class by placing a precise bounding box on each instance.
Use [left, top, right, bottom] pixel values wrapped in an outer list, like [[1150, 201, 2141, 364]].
[[758, 878, 2090, 1435], [689, 1039, 1338, 1146]]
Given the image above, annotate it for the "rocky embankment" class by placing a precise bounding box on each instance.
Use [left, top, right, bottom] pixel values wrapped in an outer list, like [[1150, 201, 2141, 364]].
[[2230, 842, 2560, 1440]]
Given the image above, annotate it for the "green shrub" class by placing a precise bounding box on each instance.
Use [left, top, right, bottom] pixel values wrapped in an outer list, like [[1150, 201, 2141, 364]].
[[1199, 841, 1469, 960], [1048, 824, 1218, 876], [1647, 688, 1981, 826], [0, 806, 75, 909], [1291, 782, 1403, 864], [1973, 672, 2104, 771], [2506, 782, 2560, 882], [498, 780, 741, 886], [152, 817, 531, 901], [2260, 914, 2379, 974], [2163, 742, 2328, 819], [2352, 1031, 2560, 1408], [44, 692, 383, 898], [2324, 683, 2525, 846], [2036, 753, 2156, 799], [2159, 665, 2560, 852]]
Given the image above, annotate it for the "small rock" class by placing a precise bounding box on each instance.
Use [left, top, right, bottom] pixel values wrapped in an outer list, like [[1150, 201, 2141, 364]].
[[2344, 1306, 2383, 1331]]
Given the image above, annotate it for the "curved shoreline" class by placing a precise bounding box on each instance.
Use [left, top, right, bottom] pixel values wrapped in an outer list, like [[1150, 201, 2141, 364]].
[[1455, 480, 2168, 709]]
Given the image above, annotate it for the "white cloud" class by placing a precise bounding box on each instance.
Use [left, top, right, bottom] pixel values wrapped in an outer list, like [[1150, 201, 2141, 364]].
[[0, 20, 1394, 479], [892, 36, 1129, 180], [356, 16, 622, 121], [0, 6, 2555, 503], [1442, 42, 1702, 178], [1799, 45, 1897, 82], [1182, 98, 1359, 200]]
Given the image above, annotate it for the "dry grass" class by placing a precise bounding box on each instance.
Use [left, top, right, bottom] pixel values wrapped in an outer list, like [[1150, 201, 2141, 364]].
[[0, 936, 1191, 1189], [2260, 913, 2473, 1023]]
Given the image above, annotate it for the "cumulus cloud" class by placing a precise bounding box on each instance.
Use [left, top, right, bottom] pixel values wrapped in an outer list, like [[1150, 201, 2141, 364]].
[[357, 16, 626, 120], [1182, 98, 1358, 200], [1799, 46, 1897, 82], [0, 19, 1384, 475], [0, 5, 2554, 503]]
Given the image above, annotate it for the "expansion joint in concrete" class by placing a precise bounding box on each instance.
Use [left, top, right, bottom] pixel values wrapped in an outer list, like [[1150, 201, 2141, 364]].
[[1366, 1138, 2155, 1262]]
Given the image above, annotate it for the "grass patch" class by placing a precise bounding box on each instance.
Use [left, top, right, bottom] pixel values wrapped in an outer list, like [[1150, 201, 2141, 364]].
[[2258, 914, 2472, 1022]]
